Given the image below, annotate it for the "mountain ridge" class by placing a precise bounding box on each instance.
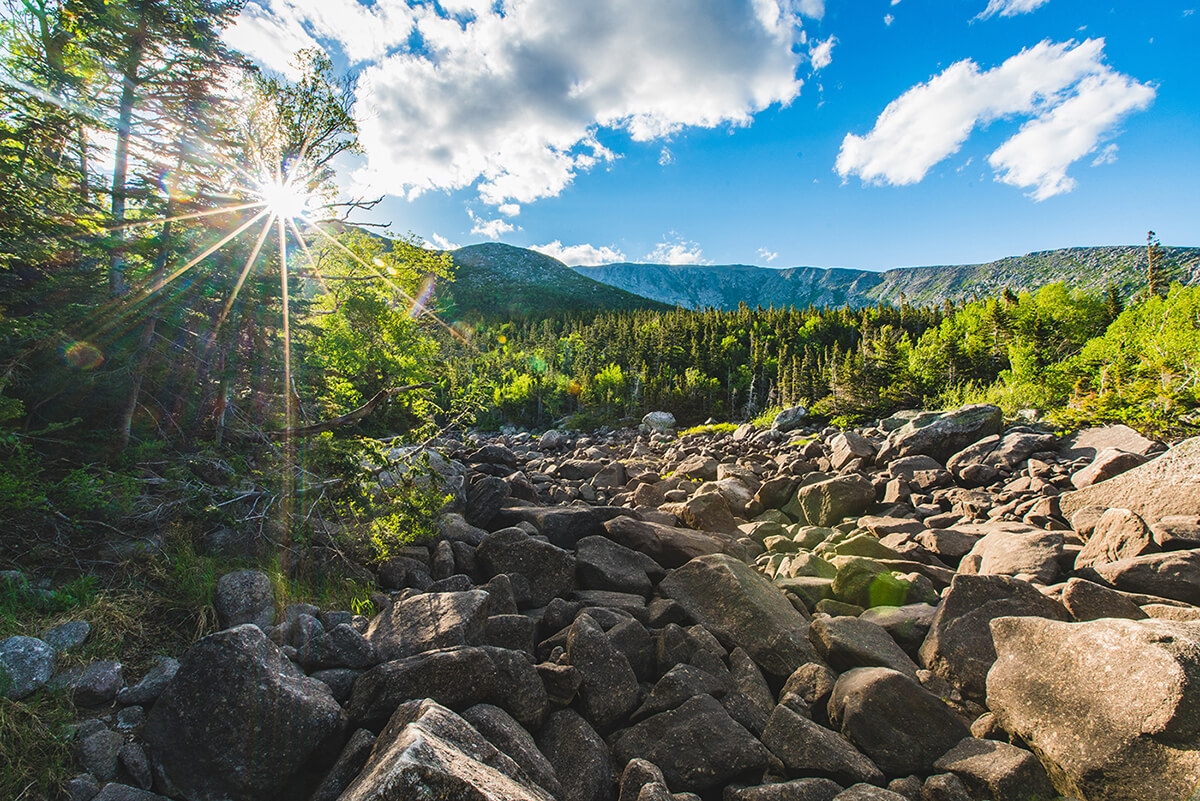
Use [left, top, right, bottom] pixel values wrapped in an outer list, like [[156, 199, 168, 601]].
[[573, 245, 1200, 310]]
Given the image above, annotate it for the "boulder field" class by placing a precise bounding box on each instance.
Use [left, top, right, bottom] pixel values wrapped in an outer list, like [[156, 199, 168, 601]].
[[14, 409, 1200, 801]]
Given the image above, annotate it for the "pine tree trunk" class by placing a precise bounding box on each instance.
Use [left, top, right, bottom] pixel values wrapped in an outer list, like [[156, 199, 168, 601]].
[[109, 27, 146, 296]]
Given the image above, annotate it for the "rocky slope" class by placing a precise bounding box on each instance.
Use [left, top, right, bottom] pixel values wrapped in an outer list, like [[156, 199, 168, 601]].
[[6, 412, 1200, 801], [573, 246, 1200, 309]]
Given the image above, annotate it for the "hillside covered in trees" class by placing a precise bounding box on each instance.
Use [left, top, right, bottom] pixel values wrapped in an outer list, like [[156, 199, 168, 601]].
[[439, 278, 1200, 437]]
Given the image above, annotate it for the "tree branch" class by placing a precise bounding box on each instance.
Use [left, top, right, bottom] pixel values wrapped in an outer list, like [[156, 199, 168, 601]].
[[272, 382, 435, 438]]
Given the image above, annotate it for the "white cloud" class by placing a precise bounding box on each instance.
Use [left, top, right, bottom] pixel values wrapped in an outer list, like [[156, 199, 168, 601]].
[[884, 13, 895, 25], [647, 236, 709, 265], [340, 0, 812, 209], [989, 72, 1152, 199], [757, 247, 779, 263], [430, 233, 462, 251], [1090, 143, 1119, 166], [836, 39, 1154, 200], [467, 209, 514, 239], [976, 0, 1051, 19], [659, 147, 675, 166], [810, 36, 836, 71], [532, 241, 627, 266], [497, 203, 521, 217], [227, 0, 417, 71], [223, 2, 323, 77]]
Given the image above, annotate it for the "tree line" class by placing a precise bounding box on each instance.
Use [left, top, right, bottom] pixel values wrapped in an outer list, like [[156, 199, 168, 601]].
[[440, 277, 1198, 436]]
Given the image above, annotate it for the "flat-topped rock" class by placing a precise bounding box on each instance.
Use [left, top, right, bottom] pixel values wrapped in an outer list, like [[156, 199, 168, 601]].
[[658, 553, 821, 677], [1061, 436, 1200, 525]]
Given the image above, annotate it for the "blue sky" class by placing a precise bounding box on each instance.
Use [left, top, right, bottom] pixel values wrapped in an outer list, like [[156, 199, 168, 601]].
[[224, 1, 1199, 270]]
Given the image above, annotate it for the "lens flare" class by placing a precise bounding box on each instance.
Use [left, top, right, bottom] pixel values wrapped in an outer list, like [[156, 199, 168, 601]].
[[64, 341, 103, 370], [257, 178, 311, 219], [407, 275, 437, 318]]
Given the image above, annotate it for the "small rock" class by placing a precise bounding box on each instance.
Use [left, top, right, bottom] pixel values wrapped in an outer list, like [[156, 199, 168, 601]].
[[40, 620, 91, 651], [73, 660, 123, 706], [0, 635, 55, 699]]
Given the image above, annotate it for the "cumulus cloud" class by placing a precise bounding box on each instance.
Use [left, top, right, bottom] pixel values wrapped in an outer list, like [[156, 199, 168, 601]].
[[810, 36, 836, 71], [976, 0, 1051, 19], [884, 14, 894, 25], [647, 236, 709, 265], [226, 0, 416, 71], [532, 241, 627, 266], [468, 210, 514, 239], [757, 247, 779, 263], [835, 39, 1154, 200], [342, 0, 812, 208], [430, 233, 462, 251], [223, 2, 323, 77]]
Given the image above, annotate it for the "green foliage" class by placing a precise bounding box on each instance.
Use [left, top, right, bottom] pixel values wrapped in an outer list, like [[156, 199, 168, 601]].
[[302, 230, 452, 436], [678, 422, 738, 437], [442, 278, 1197, 435]]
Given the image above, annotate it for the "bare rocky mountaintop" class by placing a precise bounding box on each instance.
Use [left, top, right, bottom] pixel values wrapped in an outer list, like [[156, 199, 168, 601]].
[[10, 410, 1200, 800]]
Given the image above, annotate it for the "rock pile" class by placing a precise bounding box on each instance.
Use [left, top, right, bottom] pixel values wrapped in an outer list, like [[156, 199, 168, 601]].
[[15, 410, 1200, 801]]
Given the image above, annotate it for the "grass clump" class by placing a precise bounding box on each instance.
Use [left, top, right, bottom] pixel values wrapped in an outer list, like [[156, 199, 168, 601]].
[[0, 689, 77, 801], [678, 422, 738, 438]]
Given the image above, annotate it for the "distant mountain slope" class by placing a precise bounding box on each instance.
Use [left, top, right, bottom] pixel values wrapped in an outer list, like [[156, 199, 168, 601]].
[[438, 243, 672, 318], [573, 246, 1200, 310]]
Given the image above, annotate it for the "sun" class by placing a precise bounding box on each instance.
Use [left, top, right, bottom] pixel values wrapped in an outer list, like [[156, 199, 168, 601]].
[[256, 177, 313, 220]]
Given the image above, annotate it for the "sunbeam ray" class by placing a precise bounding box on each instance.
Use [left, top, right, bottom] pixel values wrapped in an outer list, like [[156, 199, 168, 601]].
[[215, 213, 277, 335], [299, 218, 473, 348]]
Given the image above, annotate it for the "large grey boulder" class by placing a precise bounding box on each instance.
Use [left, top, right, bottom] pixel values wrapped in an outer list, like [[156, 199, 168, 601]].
[[348, 645, 547, 730], [604, 517, 734, 568], [1075, 508, 1158, 570], [142, 624, 346, 801], [643, 411, 676, 432], [886, 404, 1003, 464], [1061, 436, 1200, 525], [658, 553, 821, 677], [784, 474, 876, 528], [477, 528, 576, 607], [463, 704, 563, 799], [932, 736, 1056, 801], [1070, 448, 1148, 489], [773, 406, 809, 432], [956, 522, 1063, 585], [491, 506, 636, 549], [567, 614, 639, 729], [1091, 549, 1200, 605], [537, 709, 615, 801], [987, 615, 1200, 801], [577, 535, 663, 596], [762, 703, 884, 786], [337, 699, 553, 801], [611, 694, 771, 792], [827, 667, 970, 778], [1061, 577, 1148, 622], [213, 570, 274, 630], [809, 616, 920, 680], [366, 589, 488, 660], [918, 574, 1068, 701], [0, 635, 55, 699], [1059, 424, 1158, 461]]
